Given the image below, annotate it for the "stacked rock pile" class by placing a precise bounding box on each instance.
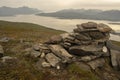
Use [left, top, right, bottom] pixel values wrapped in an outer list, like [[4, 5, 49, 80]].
[[25, 22, 120, 70]]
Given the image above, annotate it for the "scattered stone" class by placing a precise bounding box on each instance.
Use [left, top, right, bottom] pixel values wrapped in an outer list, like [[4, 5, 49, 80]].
[[42, 61, 51, 68], [33, 44, 40, 51], [0, 37, 10, 42], [45, 53, 61, 67], [30, 50, 41, 58], [40, 52, 45, 58], [1, 56, 17, 63], [87, 58, 105, 70]]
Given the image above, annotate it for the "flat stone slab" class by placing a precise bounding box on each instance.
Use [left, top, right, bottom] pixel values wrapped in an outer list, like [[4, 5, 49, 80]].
[[45, 53, 61, 67], [69, 44, 103, 56], [49, 45, 73, 58]]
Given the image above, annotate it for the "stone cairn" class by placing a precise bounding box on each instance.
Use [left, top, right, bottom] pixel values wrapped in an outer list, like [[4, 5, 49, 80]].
[[25, 22, 120, 70]]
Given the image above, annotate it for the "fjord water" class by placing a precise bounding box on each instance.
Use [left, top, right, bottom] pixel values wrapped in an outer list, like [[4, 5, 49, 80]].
[[0, 15, 120, 41]]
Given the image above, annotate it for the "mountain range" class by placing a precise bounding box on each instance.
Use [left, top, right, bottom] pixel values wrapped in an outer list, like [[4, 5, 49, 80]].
[[37, 9, 120, 21], [0, 6, 42, 16]]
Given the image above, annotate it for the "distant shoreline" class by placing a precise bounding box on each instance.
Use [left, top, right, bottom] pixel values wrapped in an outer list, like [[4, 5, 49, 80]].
[[109, 23, 120, 25]]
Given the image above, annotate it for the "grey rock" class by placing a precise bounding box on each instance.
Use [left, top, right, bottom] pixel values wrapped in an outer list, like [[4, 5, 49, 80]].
[[40, 52, 45, 58], [41, 61, 51, 68], [75, 33, 91, 41], [49, 45, 73, 58], [81, 22, 97, 29], [45, 53, 61, 67], [69, 44, 103, 56], [110, 50, 120, 70], [33, 44, 40, 51], [0, 37, 10, 42], [81, 55, 99, 62], [97, 23, 112, 32], [73, 28, 81, 33], [89, 31, 106, 40], [0, 45, 4, 58], [30, 50, 41, 58], [1, 56, 17, 63], [87, 58, 105, 70]]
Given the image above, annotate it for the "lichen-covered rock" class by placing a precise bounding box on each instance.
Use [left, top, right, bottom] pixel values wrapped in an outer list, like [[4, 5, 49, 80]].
[[45, 53, 61, 67]]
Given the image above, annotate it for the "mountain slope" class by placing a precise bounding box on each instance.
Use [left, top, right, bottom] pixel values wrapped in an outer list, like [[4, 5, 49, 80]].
[[37, 9, 120, 21], [0, 6, 42, 16]]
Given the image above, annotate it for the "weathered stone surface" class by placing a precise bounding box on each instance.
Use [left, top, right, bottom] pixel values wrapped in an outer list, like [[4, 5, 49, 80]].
[[49, 45, 73, 59], [0, 37, 10, 42], [75, 33, 91, 41], [42, 61, 51, 68], [89, 31, 105, 39], [45, 53, 61, 67], [69, 44, 103, 56], [0, 45, 4, 58], [87, 58, 105, 70], [81, 22, 97, 29], [30, 50, 41, 58], [110, 50, 120, 70], [1, 56, 17, 63], [80, 55, 99, 62], [97, 23, 112, 32], [33, 44, 40, 51], [40, 52, 45, 58]]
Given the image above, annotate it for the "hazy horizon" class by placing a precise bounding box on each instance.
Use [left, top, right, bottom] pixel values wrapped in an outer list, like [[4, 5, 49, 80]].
[[0, 0, 120, 12]]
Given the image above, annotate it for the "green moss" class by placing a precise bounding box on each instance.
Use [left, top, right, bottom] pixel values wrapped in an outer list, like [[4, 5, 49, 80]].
[[111, 40, 120, 46], [67, 63, 99, 80]]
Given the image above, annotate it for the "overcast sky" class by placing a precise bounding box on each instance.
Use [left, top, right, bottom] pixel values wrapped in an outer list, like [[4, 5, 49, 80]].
[[0, 0, 120, 12]]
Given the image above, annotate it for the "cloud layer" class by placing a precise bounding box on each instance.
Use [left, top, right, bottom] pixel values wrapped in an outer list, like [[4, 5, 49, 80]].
[[0, 0, 120, 12]]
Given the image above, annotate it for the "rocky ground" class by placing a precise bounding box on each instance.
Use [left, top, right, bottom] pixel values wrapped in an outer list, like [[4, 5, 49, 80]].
[[0, 22, 120, 80]]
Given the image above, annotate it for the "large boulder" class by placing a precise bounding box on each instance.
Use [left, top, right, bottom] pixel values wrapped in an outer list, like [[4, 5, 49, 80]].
[[0, 45, 4, 58], [110, 50, 120, 70], [45, 53, 61, 67], [69, 44, 103, 56]]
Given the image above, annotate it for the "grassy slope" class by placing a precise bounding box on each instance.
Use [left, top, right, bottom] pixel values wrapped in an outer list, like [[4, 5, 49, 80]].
[[0, 20, 65, 42], [0, 20, 120, 80]]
